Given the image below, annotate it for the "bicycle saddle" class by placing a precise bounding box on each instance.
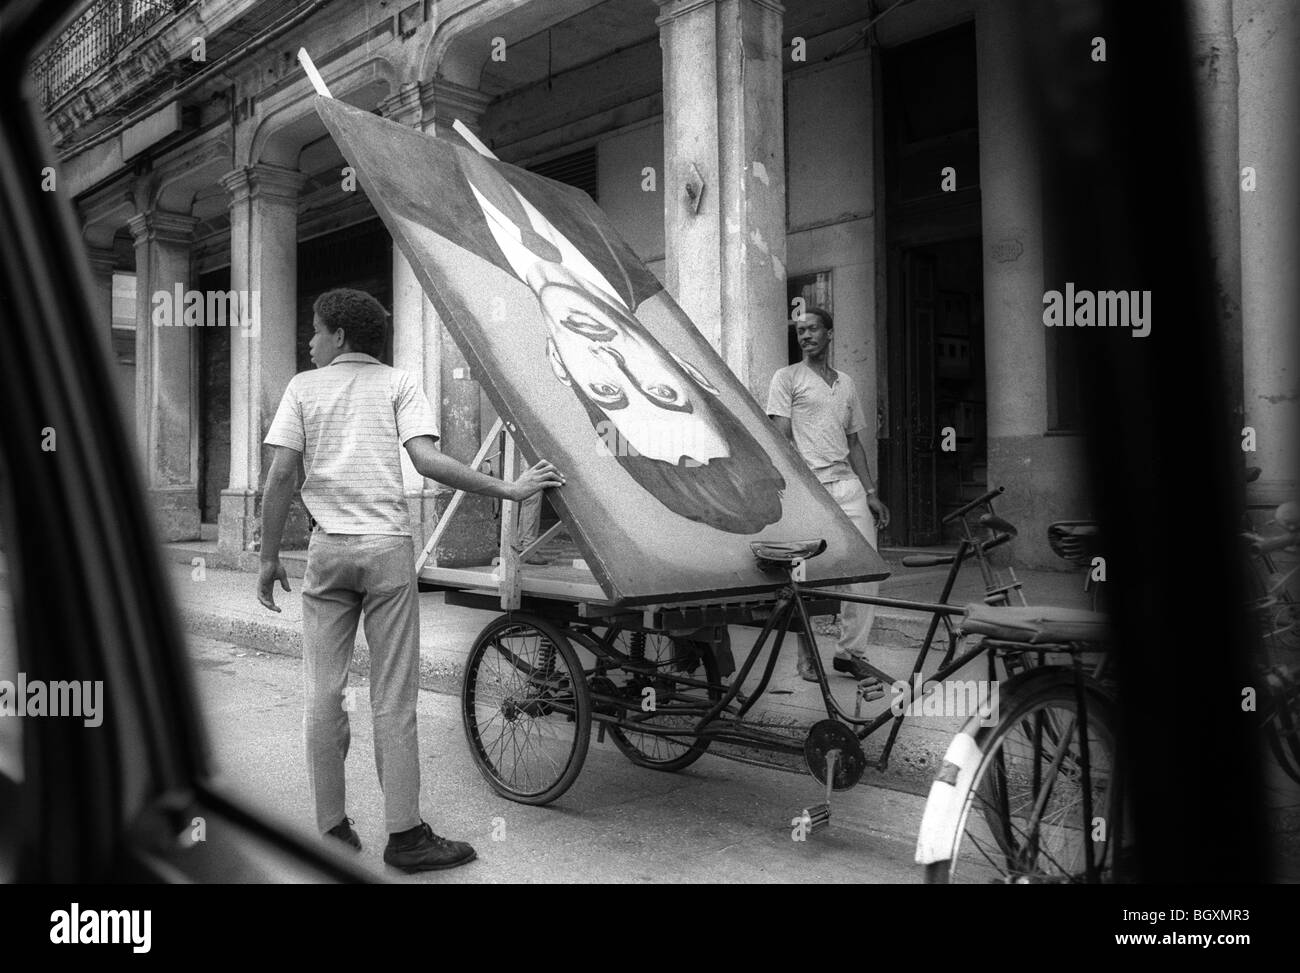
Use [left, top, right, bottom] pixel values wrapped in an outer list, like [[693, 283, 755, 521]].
[[1047, 521, 1101, 565], [979, 512, 1018, 537], [750, 539, 827, 564], [1277, 501, 1299, 532], [960, 604, 1110, 645]]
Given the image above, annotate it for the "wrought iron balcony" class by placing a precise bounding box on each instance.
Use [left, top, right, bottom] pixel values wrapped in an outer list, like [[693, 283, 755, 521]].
[[30, 0, 191, 111]]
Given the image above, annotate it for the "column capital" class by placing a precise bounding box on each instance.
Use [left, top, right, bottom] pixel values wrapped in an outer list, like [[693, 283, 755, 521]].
[[84, 244, 117, 276], [422, 77, 493, 133], [379, 81, 426, 128], [127, 209, 198, 247], [655, 0, 784, 28], [219, 163, 305, 207]]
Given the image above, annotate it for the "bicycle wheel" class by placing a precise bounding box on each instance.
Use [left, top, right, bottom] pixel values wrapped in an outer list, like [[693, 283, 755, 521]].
[[1263, 667, 1300, 785], [461, 613, 591, 805], [924, 667, 1126, 883], [599, 628, 721, 772]]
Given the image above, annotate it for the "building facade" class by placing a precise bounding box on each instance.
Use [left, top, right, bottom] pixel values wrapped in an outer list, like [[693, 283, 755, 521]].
[[34, 0, 1297, 567]]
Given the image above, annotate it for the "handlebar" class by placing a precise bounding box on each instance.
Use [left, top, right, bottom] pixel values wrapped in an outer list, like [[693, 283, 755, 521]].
[[941, 485, 1006, 526], [900, 531, 1014, 568], [901, 554, 952, 567], [1252, 532, 1299, 555]]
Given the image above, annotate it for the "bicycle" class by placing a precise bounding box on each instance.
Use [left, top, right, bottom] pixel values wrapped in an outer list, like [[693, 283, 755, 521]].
[[1243, 499, 1300, 784], [457, 486, 1106, 814], [915, 520, 1121, 883]]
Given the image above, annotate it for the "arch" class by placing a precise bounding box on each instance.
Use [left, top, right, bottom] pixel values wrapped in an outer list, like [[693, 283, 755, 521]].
[[417, 0, 611, 89], [152, 136, 234, 213], [248, 54, 398, 168], [80, 184, 137, 250]]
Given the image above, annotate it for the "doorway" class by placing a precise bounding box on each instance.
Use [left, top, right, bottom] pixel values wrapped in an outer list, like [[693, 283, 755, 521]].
[[888, 240, 986, 545], [197, 266, 231, 531], [880, 22, 984, 546]]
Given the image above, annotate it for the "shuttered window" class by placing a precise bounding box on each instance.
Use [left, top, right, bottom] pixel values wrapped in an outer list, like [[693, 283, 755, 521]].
[[527, 146, 598, 203]]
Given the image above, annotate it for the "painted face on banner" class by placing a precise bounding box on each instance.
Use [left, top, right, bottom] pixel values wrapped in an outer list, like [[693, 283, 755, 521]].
[[526, 261, 729, 467], [466, 170, 785, 534]]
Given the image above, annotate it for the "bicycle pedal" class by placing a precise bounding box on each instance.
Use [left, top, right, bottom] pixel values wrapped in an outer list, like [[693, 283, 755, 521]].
[[797, 802, 831, 835], [857, 680, 886, 702]]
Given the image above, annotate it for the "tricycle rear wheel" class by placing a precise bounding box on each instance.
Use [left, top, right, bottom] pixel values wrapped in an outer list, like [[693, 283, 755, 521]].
[[462, 613, 591, 805]]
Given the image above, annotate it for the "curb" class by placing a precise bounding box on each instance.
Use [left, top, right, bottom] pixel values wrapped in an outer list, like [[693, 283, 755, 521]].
[[179, 606, 465, 697]]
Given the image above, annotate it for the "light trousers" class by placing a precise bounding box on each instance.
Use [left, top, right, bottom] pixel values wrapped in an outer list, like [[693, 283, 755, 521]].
[[301, 531, 422, 835], [823, 477, 879, 658]]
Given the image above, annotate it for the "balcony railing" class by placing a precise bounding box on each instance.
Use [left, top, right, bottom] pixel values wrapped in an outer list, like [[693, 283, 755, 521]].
[[30, 0, 190, 111]]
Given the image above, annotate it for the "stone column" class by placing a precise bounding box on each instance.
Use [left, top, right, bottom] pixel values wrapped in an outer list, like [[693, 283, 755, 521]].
[[1237, 0, 1300, 506], [84, 244, 116, 358], [975, 0, 1087, 566], [85, 244, 133, 423], [1189, 0, 1244, 433], [656, 0, 789, 401], [378, 77, 498, 566], [217, 163, 305, 556], [127, 210, 201, 541], [382, 82, 445, 545]]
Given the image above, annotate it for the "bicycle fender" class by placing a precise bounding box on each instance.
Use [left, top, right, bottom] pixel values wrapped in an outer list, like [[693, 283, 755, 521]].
[[914, 723, 984, 865]]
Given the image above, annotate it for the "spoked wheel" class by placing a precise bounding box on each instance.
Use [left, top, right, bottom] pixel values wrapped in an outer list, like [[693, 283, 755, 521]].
[[927, 668, 1129, 884], [1260, 588, 1300, 783], [1263, 665, 1300, 785], [461, 613, 591, 805], [596, 628, 721, 772]]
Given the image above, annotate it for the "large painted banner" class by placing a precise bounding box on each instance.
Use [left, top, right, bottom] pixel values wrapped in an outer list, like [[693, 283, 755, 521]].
[[315, 96, 888, 605]]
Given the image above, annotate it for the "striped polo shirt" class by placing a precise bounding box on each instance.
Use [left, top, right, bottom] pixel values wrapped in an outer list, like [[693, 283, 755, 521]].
[[264, 352, 439, 535]]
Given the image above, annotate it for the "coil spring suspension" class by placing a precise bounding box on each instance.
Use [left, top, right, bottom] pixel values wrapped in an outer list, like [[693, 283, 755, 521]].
[[630, 630, 647, 662], [535, 632, 557, 676]]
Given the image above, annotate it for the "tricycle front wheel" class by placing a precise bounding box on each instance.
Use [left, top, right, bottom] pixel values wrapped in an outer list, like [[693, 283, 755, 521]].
[[594, 627, 721, 773]]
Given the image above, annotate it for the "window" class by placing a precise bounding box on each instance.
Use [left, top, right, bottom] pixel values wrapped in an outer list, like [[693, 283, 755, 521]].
[[528, 146, 599, 203], [111, 270, 136, 365]]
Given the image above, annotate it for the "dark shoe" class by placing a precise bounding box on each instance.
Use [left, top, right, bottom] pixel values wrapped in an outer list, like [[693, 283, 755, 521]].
[[383, 822, 477, 872], [522, 553, 552, 565], [325, 816, 362, 851], [832, 654, 886, 693]]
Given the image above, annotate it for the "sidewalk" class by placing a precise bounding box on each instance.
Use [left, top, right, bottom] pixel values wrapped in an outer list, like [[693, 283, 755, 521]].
[[163, 541, 1093, 793]]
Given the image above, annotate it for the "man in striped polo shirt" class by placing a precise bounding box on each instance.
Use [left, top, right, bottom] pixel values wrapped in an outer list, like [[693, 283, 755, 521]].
[[257, 288, 563, 872]]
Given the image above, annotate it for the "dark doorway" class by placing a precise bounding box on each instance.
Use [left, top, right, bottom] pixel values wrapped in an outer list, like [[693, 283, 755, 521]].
[[297, 220, 394, 371], [880, 23, 984, 546], [894, 239, 986, 544], [197, 266, 231, 528]]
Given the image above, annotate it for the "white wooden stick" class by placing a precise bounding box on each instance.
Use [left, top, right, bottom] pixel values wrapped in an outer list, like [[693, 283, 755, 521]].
[[298, 48, 332, 98], [413, 416, 505, 574], [452, 119, 498, 160], [498, 432, 522, 610]]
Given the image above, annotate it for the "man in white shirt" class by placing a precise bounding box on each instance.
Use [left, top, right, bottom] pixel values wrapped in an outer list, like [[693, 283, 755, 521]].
[[766, 307, 890, 686], [258, 288, 563, 872]]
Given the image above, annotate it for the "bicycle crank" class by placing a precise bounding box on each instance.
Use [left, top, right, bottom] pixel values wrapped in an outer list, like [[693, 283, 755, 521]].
[[803, 719, 867, 790]]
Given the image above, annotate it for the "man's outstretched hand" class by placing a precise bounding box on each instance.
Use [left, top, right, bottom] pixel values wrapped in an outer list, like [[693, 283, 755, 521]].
[[511, 460, 566, 501], [868, 493, 891, 530], [258, 557, 291, 612]]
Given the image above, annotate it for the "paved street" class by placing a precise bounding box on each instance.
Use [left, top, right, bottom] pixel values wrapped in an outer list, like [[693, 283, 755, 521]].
[[189, 633, 924, 883]]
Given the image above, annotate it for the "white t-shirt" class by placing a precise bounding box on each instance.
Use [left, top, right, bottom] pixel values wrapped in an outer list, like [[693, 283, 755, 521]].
[[765, 361, 868, 485]]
